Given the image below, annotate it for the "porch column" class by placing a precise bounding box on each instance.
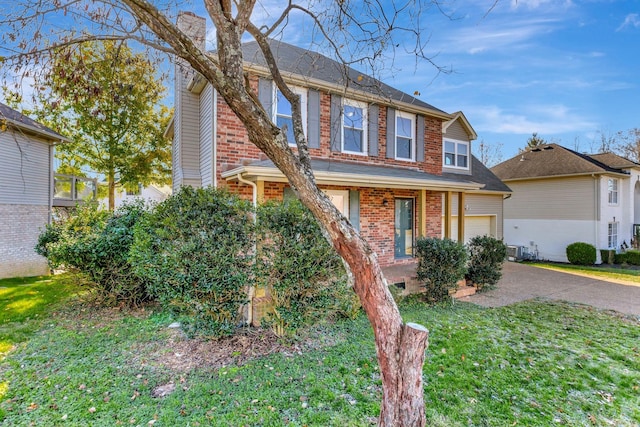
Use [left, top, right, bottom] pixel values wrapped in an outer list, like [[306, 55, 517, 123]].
[[256, 179, 265, 204], [444, 191, 453, 239], [457, 192, 466, 243], [418, 189, 427, 237]]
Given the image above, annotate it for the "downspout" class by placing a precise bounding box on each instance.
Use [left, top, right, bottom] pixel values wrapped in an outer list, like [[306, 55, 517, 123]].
[[593, 174, 599, 258], [213, 89, 218, 188], [236, 173, 257, 326]]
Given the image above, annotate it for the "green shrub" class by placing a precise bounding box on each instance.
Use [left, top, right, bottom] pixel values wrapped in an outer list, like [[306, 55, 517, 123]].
[[566, 242, 596, 265], [614, 252, 628, 264], [466, 235, 507, 291], [415, 237, 468, 302], [600, 249, 615, 265], [129, 187, 254, 337], [255, 200, 359, 335], [35, 201, 150, 306], [624, 250, 640, 266]]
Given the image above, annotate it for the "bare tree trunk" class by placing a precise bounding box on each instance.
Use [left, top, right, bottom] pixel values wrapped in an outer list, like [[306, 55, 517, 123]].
[[108, 170, 115, 211], [121, 1, 430, 424]]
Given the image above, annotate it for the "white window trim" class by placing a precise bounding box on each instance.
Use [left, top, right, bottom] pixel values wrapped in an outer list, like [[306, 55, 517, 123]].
[[273, 85, 307, 146], [323, 189, 350, 217], [608, 221, 619, 249], [608, 178, 619, 206], [395, 111, 416, 162], [342, 98, 368, 156], [443, 138, 470, 170]]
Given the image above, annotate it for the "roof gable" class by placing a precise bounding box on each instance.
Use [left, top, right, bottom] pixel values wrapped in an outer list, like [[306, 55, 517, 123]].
[[240, 40, 447, 117], [491, 143, 628, 181], [0, 102, 68, 142]]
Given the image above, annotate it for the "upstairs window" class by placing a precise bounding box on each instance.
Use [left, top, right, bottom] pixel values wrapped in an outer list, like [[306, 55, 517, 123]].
[[608, 178, 618, 205], [444, 139, 469, 169], [275, 87, 307, 146], [395, 112, 415, 161], [342, 99, 367, 154]]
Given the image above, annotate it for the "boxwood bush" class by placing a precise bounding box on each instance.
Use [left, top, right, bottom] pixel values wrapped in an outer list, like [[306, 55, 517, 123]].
[[129, 187, 254, 337], [35, 201, 151, 306], [466, 235, 507, 291], [255, 200, 359, 335], [566, 242, 596, 265], [415, 237, 468, 302]]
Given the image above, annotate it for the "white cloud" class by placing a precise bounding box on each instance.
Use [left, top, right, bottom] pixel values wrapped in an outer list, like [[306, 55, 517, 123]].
[[510, 0, 574, 11], [469, 104, 596, 134], [617, 13, 640, 31]]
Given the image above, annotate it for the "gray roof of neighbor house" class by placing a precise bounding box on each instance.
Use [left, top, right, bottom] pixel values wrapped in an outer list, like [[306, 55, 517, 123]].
[[443, 155, 511, 193], [588, 152, 640, 170], [241, 40, 447, 117], [0, 102, 68, 142], [491, 143, 630, 181]]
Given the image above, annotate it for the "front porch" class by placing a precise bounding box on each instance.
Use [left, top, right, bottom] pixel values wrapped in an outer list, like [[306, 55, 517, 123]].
[[381, 261, 476, 298]]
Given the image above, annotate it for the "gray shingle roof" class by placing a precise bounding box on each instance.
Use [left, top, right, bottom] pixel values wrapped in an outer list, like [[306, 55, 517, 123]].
[[491, 143, 628, 181], [443, 155, 511, 193], [0, 102, 67, 141], [241, 40, 446, 115], [588, 152, 640, 170]]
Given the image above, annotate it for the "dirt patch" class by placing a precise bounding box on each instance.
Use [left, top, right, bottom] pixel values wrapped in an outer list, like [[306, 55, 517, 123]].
[[135, 327, 301, 373]]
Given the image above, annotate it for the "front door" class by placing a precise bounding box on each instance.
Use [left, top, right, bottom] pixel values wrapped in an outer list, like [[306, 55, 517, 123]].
[[395, 198, 414, 258]]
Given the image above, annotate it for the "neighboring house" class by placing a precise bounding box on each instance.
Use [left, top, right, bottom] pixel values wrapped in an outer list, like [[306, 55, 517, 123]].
[[98, 184, 172, 209], [0, 102, 68, 278], [492, 143, 640, 263], [169, 12, 510, 267]]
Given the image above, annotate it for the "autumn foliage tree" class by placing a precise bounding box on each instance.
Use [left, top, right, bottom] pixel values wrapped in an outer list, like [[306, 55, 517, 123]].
[[5, 40, 171, 210], [0, 1, 462, 425]]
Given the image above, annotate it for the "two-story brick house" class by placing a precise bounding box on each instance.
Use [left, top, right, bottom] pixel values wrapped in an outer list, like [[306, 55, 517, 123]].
[[169, 12, 510, 267]]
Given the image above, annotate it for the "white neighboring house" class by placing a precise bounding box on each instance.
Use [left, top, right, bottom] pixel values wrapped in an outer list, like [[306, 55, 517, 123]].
[[0, 102, 68, 278], [99, 184, 172, 209], [492, 144, 640, 263]]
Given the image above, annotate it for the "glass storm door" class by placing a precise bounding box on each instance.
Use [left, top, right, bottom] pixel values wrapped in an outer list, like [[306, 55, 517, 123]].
[[394, 199, 414, 258]]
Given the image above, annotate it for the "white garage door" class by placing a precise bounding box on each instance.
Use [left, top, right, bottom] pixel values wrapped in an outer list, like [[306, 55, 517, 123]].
[[464, 216, 492, 243], [442, 215, 494, 243]]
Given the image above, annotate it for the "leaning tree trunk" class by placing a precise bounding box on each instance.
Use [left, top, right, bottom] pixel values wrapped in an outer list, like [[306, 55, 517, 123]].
[[107, 170, 116, 211], [121, 1, 430, 424]]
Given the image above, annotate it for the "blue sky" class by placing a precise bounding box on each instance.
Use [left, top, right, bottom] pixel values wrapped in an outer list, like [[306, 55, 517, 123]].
[[3, 0, 637, 163], [383, 0, 640, 160], [219, 0, 640, 162]]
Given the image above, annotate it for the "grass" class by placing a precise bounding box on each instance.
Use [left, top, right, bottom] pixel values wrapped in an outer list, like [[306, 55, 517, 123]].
[[0, 274, 80, 358], [1, 276, 639, 426], [530, 262, 640, 284]]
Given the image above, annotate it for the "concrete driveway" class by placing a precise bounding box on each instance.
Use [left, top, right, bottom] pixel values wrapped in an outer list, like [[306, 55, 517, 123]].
[[461, 262, 640, 317]]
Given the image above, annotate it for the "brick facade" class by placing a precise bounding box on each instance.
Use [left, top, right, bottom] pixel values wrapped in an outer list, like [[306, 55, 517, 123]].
[[0, 204, 49, 279], [212, 75, 447, 267]]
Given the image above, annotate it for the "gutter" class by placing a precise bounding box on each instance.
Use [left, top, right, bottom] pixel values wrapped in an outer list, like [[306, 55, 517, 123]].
[[236, 173, 257, 327], [222, 165, 483, 192]]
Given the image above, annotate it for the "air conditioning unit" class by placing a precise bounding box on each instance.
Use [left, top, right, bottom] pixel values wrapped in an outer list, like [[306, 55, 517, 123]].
[[506, 245, 525, 261]]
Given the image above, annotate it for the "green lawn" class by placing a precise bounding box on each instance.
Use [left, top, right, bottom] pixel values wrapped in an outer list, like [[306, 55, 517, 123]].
[[1, 275, 638, 426], [530, 262, 640, 284]]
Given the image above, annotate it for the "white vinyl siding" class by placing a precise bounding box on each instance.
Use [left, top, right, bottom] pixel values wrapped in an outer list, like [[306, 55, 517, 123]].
[[0, 130, 52, 206], [503, 177, 596, 221], [199, 84, 214, 187], [342, 99, 368, 155]]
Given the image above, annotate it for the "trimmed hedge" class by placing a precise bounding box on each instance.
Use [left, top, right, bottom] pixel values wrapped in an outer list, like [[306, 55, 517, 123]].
[[466, 235, 507, 291], [255, 200, 359, 335], [129, 187, 255, 337], [35, 201, 151, 306], [415, 237, 468, 302], [566, 242, 596, 266]]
